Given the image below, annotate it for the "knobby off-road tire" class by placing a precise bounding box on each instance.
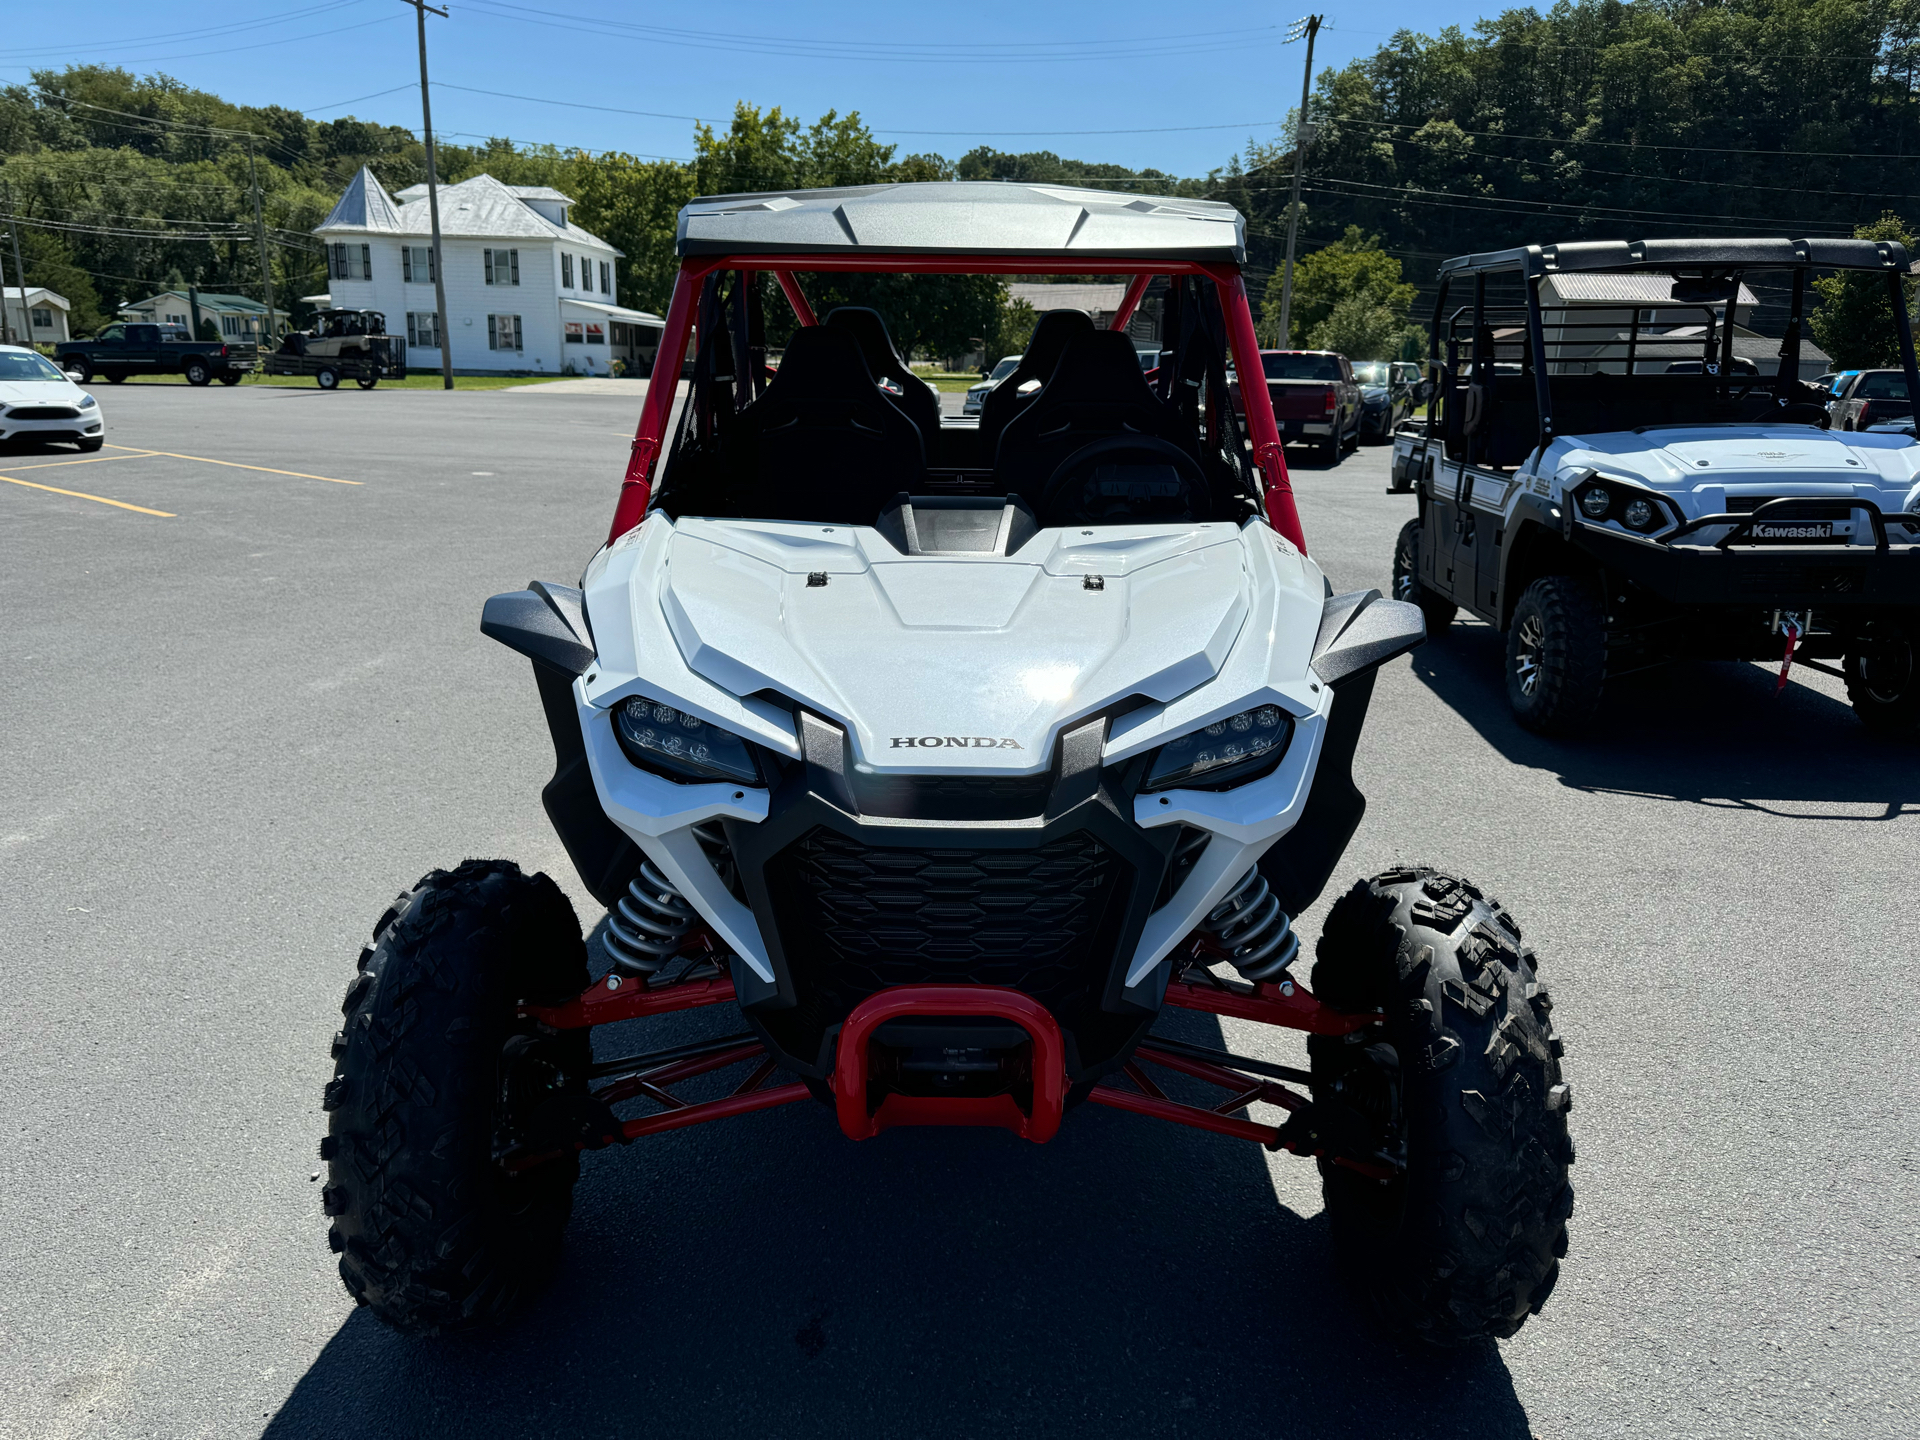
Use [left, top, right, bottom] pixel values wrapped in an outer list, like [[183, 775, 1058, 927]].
[[1844, 631, 1918, 736], [1505, 575, 1605, 734], [322, 859, 591, 1335], [1309, 868, 1573, 1347], [1392, 517, 1456, 636]]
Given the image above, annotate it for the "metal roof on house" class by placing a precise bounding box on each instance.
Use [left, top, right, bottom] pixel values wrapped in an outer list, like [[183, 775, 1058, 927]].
[[1006, 281, 1131, 315], [126, 289, 274, 313], [1542, 273, 1760, 308], [560, 297, 666, 327], [1440, 237, 1911, 277], [676, 182, 1246, 263], [317, 168, 621, 254]]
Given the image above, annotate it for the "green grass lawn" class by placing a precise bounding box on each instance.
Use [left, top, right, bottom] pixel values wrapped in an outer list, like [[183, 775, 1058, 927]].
[[91, 371, 565, 391], [911, 368, 987, 394]]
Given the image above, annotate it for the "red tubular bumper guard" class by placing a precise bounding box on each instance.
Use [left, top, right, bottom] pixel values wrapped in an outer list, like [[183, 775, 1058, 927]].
[[833, 986, 1068, 1142]]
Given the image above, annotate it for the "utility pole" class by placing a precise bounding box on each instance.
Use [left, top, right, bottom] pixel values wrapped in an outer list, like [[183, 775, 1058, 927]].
[[1274, 14, 1321, 349], [244, 135, 277, 341], [403, 0, 455, 390], [4, 192, 27, 347]]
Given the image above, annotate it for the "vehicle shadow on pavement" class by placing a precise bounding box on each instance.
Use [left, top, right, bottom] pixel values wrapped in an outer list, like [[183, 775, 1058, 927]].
[[267, 942, 1532, 1440], [1407, 624, 1919, 815]]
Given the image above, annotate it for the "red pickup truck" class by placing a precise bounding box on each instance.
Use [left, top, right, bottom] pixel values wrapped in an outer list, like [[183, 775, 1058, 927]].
[[1229, 349, 1361, 463]]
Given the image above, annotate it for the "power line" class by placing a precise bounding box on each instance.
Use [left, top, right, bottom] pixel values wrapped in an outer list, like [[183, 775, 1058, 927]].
[[1317, 116, 1916, 162], [4, 2, 371, 59]]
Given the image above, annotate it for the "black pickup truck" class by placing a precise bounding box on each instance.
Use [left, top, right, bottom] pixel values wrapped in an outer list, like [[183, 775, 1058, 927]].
[[56, 323, 255, 387]]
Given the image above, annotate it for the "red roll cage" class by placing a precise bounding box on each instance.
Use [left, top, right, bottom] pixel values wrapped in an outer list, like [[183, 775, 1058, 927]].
[[607, 254, 1305, 552]]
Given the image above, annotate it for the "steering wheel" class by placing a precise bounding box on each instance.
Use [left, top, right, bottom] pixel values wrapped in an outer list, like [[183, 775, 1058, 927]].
[[1036, 435, 1212, 528]]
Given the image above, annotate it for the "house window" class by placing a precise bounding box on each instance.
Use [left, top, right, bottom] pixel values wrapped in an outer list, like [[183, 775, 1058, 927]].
[[581, 254, 593, 290], [564, 321, 584, 344], [165, 312, 189, 327], [488, 314, 522, 351], [222, 315, 240, 335], [483, 248, 519, 285], [328, 242, 371, 280], [599, 260, 610, 294], [407, 311, 441, 348], [561, 253, 573, 288], [30, 307, 54, 329], [402, 245, 436, 283], [585, 323, 605, 346]]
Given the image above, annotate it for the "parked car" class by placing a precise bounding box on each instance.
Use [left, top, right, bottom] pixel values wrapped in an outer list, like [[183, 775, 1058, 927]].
[[964, 354, 1022, 416], [323, 180, 1573, 1349], [55, 322, 253, 387], [1831, 369, 1914, 431], [262, 309, 407, 390], [1353, 360, 1421, 442], [1388, 234, 1918, 735], [0, 344, 105, 450], [1229, 349, 1361, 462]]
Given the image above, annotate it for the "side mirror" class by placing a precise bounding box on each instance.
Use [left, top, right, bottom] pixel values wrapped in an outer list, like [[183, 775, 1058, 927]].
[[1414, 379, 1435, 403]]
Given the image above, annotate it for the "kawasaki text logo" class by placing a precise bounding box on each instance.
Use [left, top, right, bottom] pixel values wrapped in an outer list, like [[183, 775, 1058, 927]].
[[891, 735, 1024, 750]]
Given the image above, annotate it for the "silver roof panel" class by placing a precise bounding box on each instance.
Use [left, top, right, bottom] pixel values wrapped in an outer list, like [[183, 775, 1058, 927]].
[[676, 182, 1246, 264]]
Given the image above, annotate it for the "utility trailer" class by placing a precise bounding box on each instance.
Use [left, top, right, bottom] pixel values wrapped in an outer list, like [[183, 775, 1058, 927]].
[[264, 309, 407, 389]]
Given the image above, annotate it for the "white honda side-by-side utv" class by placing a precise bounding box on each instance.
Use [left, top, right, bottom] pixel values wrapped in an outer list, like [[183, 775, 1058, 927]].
[[320, 183, 1574, 1344]]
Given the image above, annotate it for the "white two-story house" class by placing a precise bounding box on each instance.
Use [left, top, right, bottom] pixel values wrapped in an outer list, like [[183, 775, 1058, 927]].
[[312, 167, 664, 376]]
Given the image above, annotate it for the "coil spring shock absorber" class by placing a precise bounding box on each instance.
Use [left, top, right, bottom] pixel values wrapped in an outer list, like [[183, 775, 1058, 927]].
[[1203, 866, 1298, 982], [604, 857, 697, 976]]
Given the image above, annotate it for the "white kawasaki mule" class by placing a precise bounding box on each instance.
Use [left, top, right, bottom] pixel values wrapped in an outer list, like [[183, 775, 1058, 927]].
[[319, 183, 1574, 1343]]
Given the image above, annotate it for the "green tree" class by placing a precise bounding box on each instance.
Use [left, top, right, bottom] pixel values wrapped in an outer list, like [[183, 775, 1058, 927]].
[[1810, 213, 1919, 368], [1264, 226, 1417, 349]]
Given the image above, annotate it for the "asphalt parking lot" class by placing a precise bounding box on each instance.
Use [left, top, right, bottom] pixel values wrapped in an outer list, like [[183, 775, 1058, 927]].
[[2, 382, 1914, 1439]]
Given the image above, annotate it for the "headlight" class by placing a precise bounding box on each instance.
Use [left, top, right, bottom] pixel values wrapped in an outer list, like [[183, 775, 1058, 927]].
[[613, 694, 763, 785], [78, 394, 98, 408], [1622, 498, 1657, 530], [1142, 705, 1292, 792], [1578, 485, 1612, 518]]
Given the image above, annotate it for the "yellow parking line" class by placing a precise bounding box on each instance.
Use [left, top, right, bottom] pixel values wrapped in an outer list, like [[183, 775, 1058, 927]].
[[0, 451, 157, 470], [0, 473, 174, 517], [104, 443, 362, 486]]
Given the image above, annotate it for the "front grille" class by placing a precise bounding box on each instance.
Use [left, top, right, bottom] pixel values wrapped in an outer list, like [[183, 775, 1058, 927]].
[[1725, 495, 1778, 514], [6, 406, 80, 420], [764, 826, 1126, 1022]]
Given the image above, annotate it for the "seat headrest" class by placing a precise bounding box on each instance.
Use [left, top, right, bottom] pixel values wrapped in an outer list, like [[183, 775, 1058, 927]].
[[766, 325, 881, 401], [823, 307, 907, 375], [1033, 329, 1159, 405], [1023, 308, 1097, 382]]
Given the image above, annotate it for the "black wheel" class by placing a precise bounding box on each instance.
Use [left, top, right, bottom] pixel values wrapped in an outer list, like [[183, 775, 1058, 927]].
[[1844, 630, 1918, 736], [104, 370, 126, 384], [316, 367, 340, 390], [218, 370, 242, 386], [1310, 867, 1573, 1347], [1317, 432, 1340, 464], [323, 859, 591, 1335], [356, 375, 378, 390], [77, 437, 104, 453], [1392, 518, 1456, 635], [184, 359, 212, 386], [65, 360, 92, 384], [1505, 575, 1605, 734]]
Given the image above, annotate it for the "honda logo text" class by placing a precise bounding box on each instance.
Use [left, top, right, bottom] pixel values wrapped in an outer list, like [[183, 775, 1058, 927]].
[[890, 735, 1024, 749]]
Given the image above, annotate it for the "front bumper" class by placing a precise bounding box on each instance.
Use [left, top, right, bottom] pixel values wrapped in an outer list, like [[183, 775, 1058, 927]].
[[0, 409, 102, 443], [1571, 510, 1918, 610]]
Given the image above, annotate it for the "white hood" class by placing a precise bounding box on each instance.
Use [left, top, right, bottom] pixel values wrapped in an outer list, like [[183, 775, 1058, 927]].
[[1547, 425, 1918, 514], [651, 517, 1250, 772], [578, 513, 1331, 775], [0, 379, 86, 406]]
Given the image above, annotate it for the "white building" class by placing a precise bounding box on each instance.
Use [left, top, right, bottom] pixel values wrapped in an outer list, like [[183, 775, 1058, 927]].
[[313, 168, 664, 376], [3, 286, 73, 344]]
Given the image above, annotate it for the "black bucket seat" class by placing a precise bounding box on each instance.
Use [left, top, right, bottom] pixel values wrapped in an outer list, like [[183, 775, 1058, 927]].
[[823, 306, 942, 449], [976, 308, 1097, 456], [726, 325, 926, 524], [992, 328, 1196, 508]]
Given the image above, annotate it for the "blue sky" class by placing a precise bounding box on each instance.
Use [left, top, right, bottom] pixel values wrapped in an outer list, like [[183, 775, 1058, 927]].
[[6, 0, 1505, 177]]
